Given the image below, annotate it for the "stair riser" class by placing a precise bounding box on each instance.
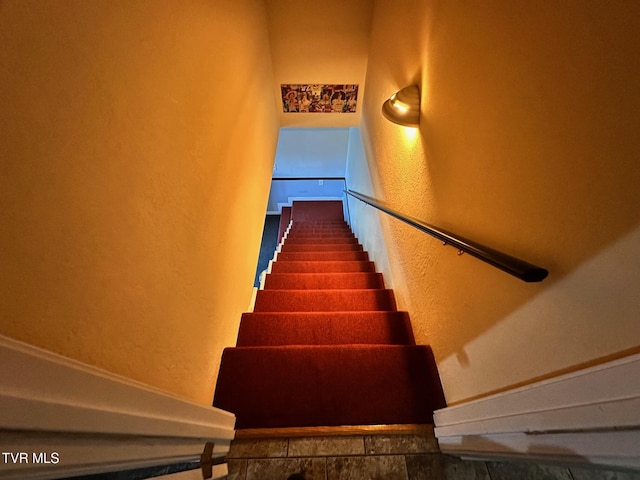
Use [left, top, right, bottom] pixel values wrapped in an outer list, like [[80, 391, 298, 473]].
[[283, 237, 358, 244], [289, 224, 351, 228], [289, 223, 349, 228], [289, 226, 351, 232], [293, 220, 347, 224], [214, 345, 445, 429], [254, 289, 397, 312], [237, 312, 415, 346], [277, 252, 369, 262], [264, 273, 384, 290], [280, 244, 363, 252], [287, 230, 355, 238], [269, 261, 376, 274]]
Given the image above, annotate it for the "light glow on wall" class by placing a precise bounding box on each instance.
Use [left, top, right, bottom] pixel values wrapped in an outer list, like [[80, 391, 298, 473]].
[[402, 125, 419, 142]]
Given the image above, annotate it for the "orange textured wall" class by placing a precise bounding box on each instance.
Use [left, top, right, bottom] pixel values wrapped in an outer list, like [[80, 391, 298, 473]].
[[352, 0, 640, 403], [0, 0, 279, 405], [266, 0, 372, 127]]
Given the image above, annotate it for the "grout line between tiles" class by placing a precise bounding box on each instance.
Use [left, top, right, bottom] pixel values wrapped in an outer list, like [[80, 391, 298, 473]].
[[486, 461, 494, 480]]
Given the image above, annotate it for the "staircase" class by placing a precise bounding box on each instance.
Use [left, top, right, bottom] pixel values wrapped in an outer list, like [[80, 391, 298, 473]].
[[213, 200, 445, 430]]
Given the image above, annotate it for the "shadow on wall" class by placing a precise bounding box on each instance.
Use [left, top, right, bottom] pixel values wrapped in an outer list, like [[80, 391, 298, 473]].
[[406, 121, 640, 389], [254, 215, 280, 287], [445, 434, 640, 479], [358, 0, 640, 403], [358, 89, 640, 400]]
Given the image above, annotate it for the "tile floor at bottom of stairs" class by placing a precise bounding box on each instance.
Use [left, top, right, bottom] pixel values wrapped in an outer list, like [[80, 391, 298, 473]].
[[227, 453, 489, 480], [225, 433, 640, 480], [225, 432, 479, 480]]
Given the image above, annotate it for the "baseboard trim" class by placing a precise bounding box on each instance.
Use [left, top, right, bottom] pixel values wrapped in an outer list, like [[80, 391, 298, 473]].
[[434, 352, 640, 470], [0, 335, 235, 479]]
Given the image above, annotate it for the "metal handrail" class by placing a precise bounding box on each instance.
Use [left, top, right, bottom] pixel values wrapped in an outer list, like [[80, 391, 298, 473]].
[[345, 189, 548, 282]]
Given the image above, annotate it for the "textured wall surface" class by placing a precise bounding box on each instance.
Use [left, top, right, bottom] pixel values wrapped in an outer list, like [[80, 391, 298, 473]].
[[266, 0, 372, 127], [273, 128, 349, 178], [346, 127, 394, 291], [0, 0, 279, 405], [353, 0, 640, 403]]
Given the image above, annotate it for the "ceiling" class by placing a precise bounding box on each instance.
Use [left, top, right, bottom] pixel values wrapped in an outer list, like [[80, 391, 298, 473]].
[[264, 0, 374, 128]]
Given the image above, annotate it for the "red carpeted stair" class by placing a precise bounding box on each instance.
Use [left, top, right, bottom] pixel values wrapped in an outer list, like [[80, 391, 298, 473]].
[[213, 200, 445, 429]]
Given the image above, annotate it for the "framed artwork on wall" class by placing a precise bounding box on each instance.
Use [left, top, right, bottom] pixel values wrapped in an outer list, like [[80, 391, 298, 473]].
[[281, 84, 358, 113]]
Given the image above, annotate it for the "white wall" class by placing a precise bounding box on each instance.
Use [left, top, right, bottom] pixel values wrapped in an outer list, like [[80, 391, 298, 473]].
[[273, 128, 349, 178], [269, 127, 351, 216]]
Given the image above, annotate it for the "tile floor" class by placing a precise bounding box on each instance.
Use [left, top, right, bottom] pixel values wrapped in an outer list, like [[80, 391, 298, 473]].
[[224, 432, 640, 480], [226, 433, 441, 480]]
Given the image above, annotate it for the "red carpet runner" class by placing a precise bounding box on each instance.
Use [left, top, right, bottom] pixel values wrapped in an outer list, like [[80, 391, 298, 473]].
[[213, 200, 446, 429]]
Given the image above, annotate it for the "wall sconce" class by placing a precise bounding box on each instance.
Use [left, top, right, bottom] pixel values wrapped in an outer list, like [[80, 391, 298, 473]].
[[381, 85, 420, 127]]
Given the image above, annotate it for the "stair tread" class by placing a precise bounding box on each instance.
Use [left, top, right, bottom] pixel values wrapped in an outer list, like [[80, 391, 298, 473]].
[[284, 237, 358, 244], [280, 244, 363, 252], [270, 260, 376, 273], [264, 272, 384, 290], [214, 345, 445, 429], [237, 311, 415, 346], [277, 251, 369, 262]]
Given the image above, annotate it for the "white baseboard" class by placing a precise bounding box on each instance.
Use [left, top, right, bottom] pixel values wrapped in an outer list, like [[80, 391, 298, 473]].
[[434, 353, 640, 470], [0, 335, 235, 479], [249, 286, 259, 311]]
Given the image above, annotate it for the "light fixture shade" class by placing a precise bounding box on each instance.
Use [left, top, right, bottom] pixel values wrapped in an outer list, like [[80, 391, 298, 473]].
[[381, 85, 420, 127]]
